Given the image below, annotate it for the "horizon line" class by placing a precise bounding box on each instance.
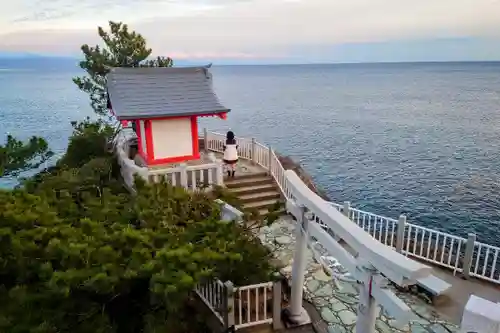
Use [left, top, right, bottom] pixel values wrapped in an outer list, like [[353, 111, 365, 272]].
[[1, 54, 500, 66]]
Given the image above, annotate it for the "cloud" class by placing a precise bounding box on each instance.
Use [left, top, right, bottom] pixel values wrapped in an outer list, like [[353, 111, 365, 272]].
[[3, 0, 244, 32], [1, 0, 500, 61], [135, 0, 500, 55]]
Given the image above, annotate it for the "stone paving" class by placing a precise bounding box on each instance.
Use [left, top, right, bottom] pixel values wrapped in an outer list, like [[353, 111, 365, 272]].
[[257, 216, 460, 333]]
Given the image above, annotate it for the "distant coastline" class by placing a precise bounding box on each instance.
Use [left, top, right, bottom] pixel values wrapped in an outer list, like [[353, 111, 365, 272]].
[[1, 52, 500, 67]]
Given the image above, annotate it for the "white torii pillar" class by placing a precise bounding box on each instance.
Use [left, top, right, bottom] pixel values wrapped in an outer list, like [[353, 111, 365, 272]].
[[286, 203, 312, 326], [284, 169, 434, 333], [288, 200, 416, 332], [288, 200, 408, 332]]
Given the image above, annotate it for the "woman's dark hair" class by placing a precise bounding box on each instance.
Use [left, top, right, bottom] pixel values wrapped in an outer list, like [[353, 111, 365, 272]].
[[226, 131, 236, 144]]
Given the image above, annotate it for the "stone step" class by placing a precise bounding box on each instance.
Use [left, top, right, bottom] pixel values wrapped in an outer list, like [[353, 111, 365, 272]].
[[243, 208, 286, 227], [229, 183, 278, 196], [236, 323, 273, 333], [259, 208, 286, 217], [239, 191, 281, 204], [243, 199, 282, 211], [241, 207, 286, 219], [225, 176, 273, 189], [258, 208, 272, 216], [231, 171, 269, 180]]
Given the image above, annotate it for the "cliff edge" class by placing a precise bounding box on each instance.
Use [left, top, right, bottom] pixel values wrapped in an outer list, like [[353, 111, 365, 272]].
[[276, 154, 331, 201]]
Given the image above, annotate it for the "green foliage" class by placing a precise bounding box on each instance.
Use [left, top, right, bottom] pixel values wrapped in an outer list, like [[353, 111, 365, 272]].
[[58, 117, 116, 169], [209, 186, 282, 284], [0, 135, 53, 177], [1, 120, 277, 332], [211, 184, 244, 209], [1, 170, 276, 332], [73, 21, 174, 116]]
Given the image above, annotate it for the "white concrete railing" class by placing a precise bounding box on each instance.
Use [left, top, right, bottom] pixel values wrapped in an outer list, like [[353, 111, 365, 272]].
[[471, 241, 500, 284], [114, 130, 149, 191], [341, 203, 500, 283], [343, 203, 467, 274], [148, 161, 224, 190], [195, 279, 228, 325], [195, 279, 282, 331], [115, 129, 224, 191], [234, 282, 277, 329], [203, 129, 500, 285]]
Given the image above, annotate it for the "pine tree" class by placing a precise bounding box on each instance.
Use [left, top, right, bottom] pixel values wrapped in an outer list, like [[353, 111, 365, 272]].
[[0, 135, 53, 177], [73, 21, 173, 117]]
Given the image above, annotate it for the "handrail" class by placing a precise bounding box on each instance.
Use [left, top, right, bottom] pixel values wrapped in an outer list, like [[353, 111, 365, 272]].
[[195, 279, 226, 324], [195, 278, 280, 331], [234, 281, 274, 329], [204, 129, 500, 285], [148, 162, 219, 175]]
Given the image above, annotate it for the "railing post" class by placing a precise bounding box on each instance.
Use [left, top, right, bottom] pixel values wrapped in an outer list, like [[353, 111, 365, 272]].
[[396, 215, 407, 253], [251, 138, 257, 164], [215, 160, 224, 186], [267, 145, 273, 174], [343, 201, 351, 219], [272, 279, 283, 330], [203, 128, 209, 154], [462, 233, 477, 280], [179, 163, 188, 189], [223, 281, 235, 329], [207, 153, 223, 188]]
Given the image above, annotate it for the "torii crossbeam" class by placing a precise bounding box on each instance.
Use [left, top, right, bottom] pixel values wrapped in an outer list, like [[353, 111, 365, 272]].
[[283, 170, 435, 333]]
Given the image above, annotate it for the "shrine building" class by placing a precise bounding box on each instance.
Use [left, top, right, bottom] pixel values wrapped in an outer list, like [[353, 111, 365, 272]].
[[106, 65, 230, 165]]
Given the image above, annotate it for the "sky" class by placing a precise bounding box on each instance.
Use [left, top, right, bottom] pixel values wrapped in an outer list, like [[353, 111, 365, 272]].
[[1, 0, 500, 63]]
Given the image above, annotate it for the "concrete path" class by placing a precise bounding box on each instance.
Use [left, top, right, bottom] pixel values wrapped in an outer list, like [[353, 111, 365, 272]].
[[424, 263, 500, 324], [257, 216, 460, 333]]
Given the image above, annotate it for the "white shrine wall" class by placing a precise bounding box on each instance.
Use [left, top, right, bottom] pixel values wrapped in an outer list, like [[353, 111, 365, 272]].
[[151, 118, 193, 160]]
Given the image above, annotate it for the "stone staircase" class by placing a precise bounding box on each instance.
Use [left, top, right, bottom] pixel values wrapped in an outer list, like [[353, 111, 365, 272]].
[[224, 172, 284, 216]]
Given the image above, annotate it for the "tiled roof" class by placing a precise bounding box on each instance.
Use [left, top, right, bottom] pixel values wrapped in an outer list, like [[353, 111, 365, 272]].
[[106, 66, 230, 120]]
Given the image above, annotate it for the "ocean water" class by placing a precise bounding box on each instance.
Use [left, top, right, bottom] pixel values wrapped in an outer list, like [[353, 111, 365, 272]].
[[1, 58, 500, 245]]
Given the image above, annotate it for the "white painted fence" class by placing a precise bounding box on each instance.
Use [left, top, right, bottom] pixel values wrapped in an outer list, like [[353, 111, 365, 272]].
[[195, 279, 282, 331], [203, 129, 500, 285], [234, 282, 277, 329], [148, 161, 224, 190], [114, 130, 148, 191], [195, 279, 227, 325], [115, 129, 224, 191]]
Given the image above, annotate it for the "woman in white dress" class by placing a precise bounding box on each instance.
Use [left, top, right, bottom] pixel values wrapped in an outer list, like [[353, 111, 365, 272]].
[[223, 131, 238, 178]]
